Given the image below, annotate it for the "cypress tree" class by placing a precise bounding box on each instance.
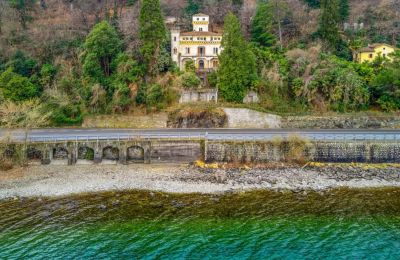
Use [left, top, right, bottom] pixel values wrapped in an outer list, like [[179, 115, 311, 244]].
[[218, 13, 257, 103], [251, 1, 276, 47], [139, 0, 167, 77], [339, 0, 350, 22], [318, 0, 340, 50], [185, 0, 200, 17]]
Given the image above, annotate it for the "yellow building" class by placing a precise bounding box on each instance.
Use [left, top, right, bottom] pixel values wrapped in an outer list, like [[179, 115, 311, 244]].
[[171, 14, 223, 71], [353, 43, 396, 63]]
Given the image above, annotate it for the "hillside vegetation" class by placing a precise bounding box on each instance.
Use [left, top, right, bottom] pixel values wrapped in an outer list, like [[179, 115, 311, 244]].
[[0, 0, 399, 127]]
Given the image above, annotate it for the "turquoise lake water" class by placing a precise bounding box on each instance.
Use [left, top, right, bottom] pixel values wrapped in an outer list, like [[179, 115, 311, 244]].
[[1, 189, 400, 259]]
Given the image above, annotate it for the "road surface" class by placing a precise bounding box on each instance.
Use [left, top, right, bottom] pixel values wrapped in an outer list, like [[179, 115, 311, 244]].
[[1, 128, 400, 142]]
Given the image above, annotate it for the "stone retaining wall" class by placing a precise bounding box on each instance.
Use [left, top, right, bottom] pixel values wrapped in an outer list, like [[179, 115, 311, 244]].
[[205, 141, 400, 163]]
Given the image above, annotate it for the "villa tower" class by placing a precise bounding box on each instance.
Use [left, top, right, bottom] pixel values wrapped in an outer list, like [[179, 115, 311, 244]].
[[171, 14, 223, 72]]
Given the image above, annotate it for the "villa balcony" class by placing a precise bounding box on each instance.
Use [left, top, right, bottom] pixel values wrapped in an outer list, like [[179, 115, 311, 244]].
[[196, 68, 215, 73]]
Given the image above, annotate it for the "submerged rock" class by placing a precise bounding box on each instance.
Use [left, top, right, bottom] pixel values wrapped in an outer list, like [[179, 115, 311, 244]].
[[98, 204, 107, 210]]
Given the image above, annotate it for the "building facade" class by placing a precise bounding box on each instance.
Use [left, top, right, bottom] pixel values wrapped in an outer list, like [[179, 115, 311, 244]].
[[353, 43, 396, 63], [171, 14, 223, 71]]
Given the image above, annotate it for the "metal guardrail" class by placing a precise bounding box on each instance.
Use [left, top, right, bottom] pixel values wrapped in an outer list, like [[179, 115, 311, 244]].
[[23, 132, 400, 143]]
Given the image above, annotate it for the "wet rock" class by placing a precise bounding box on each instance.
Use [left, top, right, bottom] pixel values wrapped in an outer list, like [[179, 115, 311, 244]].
[[98, 204, 107, 210], [171, 200, 186, 209], [40, 211, 52, 219], [66, 201, 79, 210], [210, 197, 220, 202]]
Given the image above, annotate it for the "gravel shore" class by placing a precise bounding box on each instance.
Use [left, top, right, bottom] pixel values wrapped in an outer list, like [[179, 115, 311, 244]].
[[0, 164, 399, 199]]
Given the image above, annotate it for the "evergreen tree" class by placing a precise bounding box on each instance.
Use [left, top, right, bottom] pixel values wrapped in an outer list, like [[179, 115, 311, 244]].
[[251, 1, 276, 47], [339, 0, 350, 22], [6, 50, 37, 77], [0, 67, 40, 101], [218, 13, 257, 103], [82, 21, 122, 81], [185, 0, 200, 17], [302, 0, 320, 8], [139, 0, 167, 77], [318, 0, 340, 50]]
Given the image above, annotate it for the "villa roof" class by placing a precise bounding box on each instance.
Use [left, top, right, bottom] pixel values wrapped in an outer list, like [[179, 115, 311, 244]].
[[357, 46, 375, 53], [193, 13, 209, 17], [180, 31, 222, 36], [356, 43, 395, 53]]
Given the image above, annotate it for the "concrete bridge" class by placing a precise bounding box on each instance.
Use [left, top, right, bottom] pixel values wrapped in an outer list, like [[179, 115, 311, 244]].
[[1, 139, 202, 165]]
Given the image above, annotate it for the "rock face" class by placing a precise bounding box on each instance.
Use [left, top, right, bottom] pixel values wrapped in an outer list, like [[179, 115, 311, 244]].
[[282, 116, 400, 129], [223, 108, 281, 128], [167, 108, 227, 128]]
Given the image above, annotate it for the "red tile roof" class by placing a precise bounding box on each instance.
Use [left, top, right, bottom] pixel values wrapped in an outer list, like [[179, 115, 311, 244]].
[[180, 31, 222, 36]]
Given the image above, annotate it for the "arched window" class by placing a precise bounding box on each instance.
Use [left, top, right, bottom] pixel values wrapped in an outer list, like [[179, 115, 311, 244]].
[[199, 60, 205, 69], [212, 60, 219, 68]]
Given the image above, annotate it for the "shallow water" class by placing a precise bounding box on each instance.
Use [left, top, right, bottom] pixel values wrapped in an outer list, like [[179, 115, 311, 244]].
[[1, 189, 400, 259]]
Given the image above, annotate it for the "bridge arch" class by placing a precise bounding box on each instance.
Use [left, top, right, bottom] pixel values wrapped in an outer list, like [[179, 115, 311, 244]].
[[127, 146, 145, 163], [78, 146, 95, 161], [53, 147, 69, 160], [2, 146, 15, 159], [102, 146, 119, 161], [27, 147, 42, 161]]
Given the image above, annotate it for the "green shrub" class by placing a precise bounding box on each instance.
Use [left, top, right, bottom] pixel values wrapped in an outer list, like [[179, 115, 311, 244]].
[[0, 68, 40, 102], [146, 84, 164, 110], [180, 72, 201, 89]]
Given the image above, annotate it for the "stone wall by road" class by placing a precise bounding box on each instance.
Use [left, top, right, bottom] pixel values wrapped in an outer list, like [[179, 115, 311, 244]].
[[282, 116, 400, 129], [205, 141, 400, 163]]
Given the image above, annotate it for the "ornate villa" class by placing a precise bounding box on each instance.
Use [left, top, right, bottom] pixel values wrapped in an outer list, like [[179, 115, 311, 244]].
[[171, 14, 223, 72]]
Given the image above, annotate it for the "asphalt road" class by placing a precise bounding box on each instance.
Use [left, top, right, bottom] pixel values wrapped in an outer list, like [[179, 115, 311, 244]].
[[1, 128, 400, 142]]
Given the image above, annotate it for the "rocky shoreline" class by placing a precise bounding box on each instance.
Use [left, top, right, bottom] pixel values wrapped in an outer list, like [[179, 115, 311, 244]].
[[0, 164, 399, 199]]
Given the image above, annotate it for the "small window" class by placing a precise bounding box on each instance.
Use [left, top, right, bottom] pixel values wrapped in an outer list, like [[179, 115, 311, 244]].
[[383, 48, 386, 50], [173, 48, 177, 54], [383, 54, 386, 57], [186, 47, 190, 54], [174, 36, 177, 42], [203, 18, 205, 21], [197, 18, 199, 21], [199, 28, 203, 32], [369, 54, 373, 59], [190, 37, 193, 40]]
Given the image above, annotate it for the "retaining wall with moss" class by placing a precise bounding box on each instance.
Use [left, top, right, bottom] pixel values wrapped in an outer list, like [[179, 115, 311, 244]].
[[205, 141, 400, 164]]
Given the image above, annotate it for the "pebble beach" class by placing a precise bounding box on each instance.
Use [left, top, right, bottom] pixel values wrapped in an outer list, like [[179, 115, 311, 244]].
[[0, 164, 399, 199]]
